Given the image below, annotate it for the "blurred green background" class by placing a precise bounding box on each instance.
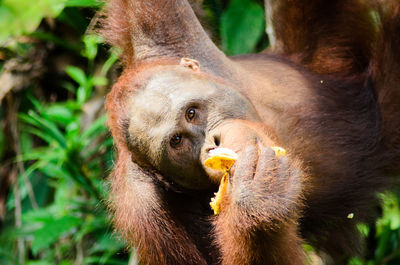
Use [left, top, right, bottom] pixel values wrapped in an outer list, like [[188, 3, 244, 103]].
[[0, 0, 399, 264]]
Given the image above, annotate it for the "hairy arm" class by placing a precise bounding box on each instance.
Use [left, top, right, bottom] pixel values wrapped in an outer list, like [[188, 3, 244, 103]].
[[214, 145, 305, 265], [109, 147, 207, 265], [100, 0, 234, 78]]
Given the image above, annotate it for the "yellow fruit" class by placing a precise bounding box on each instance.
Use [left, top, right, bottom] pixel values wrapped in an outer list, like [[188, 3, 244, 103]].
[[204, 148, 238, 214], [271, 146, 286, 157], [204, 146, 286, 214], [204, 147, 238, 172], [209, 173, 228, 215]]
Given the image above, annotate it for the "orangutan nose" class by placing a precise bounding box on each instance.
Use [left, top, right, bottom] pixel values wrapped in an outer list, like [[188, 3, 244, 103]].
[[205, 131, 221, 153]]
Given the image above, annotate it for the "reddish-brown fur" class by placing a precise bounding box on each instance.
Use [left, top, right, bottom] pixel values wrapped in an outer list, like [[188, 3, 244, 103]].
[[271, 0, 376, 75], [101, 0, 400, 264]]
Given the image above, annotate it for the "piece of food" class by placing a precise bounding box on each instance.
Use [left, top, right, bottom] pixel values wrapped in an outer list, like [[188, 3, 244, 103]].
[[204, 146, 286, 214], [205, 148, 238, 214], [204, 148, 238, 171], [271, 146, 286, 157], [209, 174, 228, 215]]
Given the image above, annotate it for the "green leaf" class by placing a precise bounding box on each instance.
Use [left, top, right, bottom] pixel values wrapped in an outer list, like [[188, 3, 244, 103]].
[[65, 0, 103, 8], [20, 113, 41, 127], [23, 110, 67, 148], [100, 50, 119, 76], [40, 162, 72, 180], [19, 131, 34, 154], [0, 0, 66, 45], [66, 122, 81, 143], [77, 85, 91, 104], [66, 66, 87, 86], [220, 0, 265, 55], [22, 208, 56, 224], [378, 192, 400, 230], [45, 104, 75, 125], [375, 225, 392, 262], [24, 127, 57, 145], [90, 233, 125, 254], [27, 94, 44, 112], [31, 215, 80, 254], [348, 257, 364, 265], [357, 223, 370, 237], [91, 76, 108, 86], [82, 34, 103, 61]]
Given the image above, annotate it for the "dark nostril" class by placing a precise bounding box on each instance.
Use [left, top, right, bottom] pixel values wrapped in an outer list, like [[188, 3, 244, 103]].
[[214, 135, 220, 146]]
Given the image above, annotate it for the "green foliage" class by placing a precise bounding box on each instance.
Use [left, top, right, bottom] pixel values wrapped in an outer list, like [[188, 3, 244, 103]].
[[220, 0, 266, 55], [65, 0, 103, 8], [347, 191, 400, 265], [0, 0, 65, 43], [0, 27, 128, 265], [0, 0, 102, 46], [374, 192, 400, 264]]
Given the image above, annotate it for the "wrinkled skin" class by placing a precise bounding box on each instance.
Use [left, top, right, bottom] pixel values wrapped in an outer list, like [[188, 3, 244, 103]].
[[125, 61, 309, 189], [125, 66, 261, 189]]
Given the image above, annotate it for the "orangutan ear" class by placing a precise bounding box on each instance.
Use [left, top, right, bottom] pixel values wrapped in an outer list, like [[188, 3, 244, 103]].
[[180, 58, 200, 72]]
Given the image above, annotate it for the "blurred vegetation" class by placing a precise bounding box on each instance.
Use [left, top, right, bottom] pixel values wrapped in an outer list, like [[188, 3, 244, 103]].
[[0, 0, 399, 264]]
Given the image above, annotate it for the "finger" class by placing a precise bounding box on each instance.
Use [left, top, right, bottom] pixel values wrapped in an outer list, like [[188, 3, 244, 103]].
[[276, 157, 302, 202], [254, 146, 276, 181], [276, 156, 290, 184], [232, 145, 258, 184]]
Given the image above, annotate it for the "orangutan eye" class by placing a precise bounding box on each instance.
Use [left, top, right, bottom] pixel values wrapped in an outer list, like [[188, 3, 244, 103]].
[[186, 108, 196, 121], [170, 134, 183, 147]]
